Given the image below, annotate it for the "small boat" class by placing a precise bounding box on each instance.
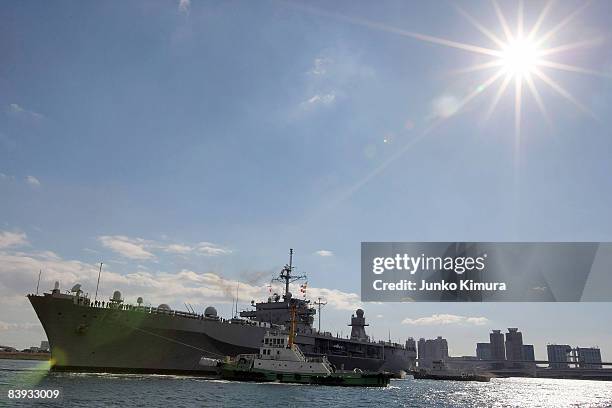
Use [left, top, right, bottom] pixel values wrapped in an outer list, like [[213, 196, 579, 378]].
[[199, 306, 392, 387], [412, 360, 492, 382]]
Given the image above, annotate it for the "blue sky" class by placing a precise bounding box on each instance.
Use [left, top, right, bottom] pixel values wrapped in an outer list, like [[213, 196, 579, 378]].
[[1, 0, 612, 359]]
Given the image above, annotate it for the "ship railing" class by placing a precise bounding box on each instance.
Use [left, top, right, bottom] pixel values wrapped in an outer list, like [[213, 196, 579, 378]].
[[292, 345, 307, 360], [306, 356, 328, 363], [84, 302, 207, 320]]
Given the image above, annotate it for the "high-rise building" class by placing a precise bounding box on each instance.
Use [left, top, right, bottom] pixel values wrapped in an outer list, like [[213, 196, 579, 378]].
[[505, 328, 524, 362], [476, 343, 491, 360], [417, 336, 449, 368], [404, 337, 417, 370], [490, 330, 506, 366], [575, 347, 602, 368], [547, 344, 571, 368], [417, 338, 426, 361], [522, 344, 535, 361], [405, 338, 416, 354]]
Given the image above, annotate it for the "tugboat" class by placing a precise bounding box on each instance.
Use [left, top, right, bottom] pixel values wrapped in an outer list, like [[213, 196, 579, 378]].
[[200, 306, 392, 387], [412, 360, 492, 382]]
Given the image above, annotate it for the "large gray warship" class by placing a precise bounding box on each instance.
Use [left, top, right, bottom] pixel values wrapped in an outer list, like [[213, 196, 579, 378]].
[[28, 250, 416, 375]]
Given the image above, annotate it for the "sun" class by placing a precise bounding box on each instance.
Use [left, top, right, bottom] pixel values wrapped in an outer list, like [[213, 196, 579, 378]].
[[287, 0, 609, 204], [382, 0, 605, 144], [500, 37, 540, 77]]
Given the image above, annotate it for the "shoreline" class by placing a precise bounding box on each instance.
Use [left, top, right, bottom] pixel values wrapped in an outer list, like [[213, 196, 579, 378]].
[[0, 352, 50, 361]]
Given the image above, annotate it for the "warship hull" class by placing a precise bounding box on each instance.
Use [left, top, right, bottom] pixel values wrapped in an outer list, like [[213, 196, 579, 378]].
[[28, 294, 414, 375]]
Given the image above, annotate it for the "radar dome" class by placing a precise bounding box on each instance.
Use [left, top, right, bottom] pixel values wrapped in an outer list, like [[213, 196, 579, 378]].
[[71, 284, 82, 293], [356, 308, 364, 317], [111, 290, 123, 302], [158, 304, 171, 311], [204, 306, 218, 317], [137, 297, 143, 305]]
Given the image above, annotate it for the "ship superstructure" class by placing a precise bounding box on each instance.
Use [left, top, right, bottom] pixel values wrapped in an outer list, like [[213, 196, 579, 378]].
[[27, 250, 416, 375]]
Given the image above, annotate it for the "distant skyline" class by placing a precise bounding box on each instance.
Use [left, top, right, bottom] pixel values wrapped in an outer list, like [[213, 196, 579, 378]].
[[1, 0, 612, 360]]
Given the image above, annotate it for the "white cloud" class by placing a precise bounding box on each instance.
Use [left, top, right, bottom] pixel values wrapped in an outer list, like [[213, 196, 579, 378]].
[[98, 236, 155, 260], [178, 0, 190, 14], [6, 103, 43, 121], [0, 231, 28, 249], [301, 93, 336, 110], [315, 250, 334, 257], [163, 244, 193, 254], [195, 242, 232, 256], [98, 235, 231, 260], [25, 175, 41, 187], [305, 287, 360, 311], [401, 313, 489, 326]]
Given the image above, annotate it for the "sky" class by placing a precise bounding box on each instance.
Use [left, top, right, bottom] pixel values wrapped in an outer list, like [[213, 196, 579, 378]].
[[1, 0, 612, 360]]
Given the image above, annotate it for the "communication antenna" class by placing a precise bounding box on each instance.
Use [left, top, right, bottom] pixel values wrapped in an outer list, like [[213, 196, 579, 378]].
[[272, 249, 307, 299], [94, 262, 103, 302], [36, 269, 42, 295], [313, 297, 327, 333], [233, 282, 240, 318]]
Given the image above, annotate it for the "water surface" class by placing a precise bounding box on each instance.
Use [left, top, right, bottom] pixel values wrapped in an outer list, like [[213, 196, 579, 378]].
[[1, 360, 611, 407]]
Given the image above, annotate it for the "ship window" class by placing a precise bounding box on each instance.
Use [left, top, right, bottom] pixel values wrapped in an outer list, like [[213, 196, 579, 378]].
[[277, 351, 280, 355]]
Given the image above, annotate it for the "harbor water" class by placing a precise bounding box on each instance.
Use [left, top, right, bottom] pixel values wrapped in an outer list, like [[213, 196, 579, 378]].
[[1, 360, 612, 407]]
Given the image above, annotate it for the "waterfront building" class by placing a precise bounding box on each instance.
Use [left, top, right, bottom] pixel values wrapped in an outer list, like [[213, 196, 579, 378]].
[[522, 344, 535, 361], [417, 336, 449, 368], [575, 347, 602, 368], [476, 343, 491, 360], [547, 344, 572, 368], [489, 330, 506, 368], [522, 344, 536, 368], [405, 338, 416, 354], [417, 338, 426, 362], [505, 328, 524, 363]]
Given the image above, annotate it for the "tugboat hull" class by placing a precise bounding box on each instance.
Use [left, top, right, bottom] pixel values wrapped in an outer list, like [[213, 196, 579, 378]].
[[221, 367, 391, 387]]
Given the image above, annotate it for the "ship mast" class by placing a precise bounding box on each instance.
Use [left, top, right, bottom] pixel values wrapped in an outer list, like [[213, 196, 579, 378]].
[[313, 297, 327, 333], [274, 248, 307, 300]]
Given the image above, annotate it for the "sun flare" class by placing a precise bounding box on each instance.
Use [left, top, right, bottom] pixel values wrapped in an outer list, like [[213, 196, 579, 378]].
[[500, 37, 540, 77]]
